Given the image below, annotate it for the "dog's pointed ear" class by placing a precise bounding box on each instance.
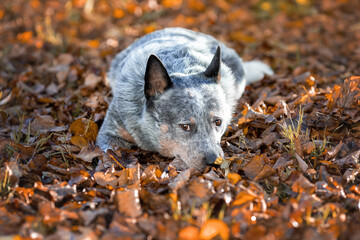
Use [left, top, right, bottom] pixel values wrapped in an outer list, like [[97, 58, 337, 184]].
[[144, 55, 172, 100], [204, 45, 221, 82]]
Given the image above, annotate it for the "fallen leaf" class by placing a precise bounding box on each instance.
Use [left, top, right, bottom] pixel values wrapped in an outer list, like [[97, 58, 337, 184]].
[[93, 171, 117, 188], [75, 146, 102, 163], [70, 118, 98, 142], [178, 226, 200, 240], [199, 219, 229, 240], [292, 174, 315, 194], [115, 189, 142, 218], [31, 115, 56, 133], [84, 73, 102, 90], [227, 172, 241, 185]]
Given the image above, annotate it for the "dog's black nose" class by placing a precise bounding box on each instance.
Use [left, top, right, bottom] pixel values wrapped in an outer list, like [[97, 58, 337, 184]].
[[204, 152, 220, 165]]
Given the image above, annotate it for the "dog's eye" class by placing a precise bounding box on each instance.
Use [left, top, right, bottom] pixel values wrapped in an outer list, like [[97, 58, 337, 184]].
[[214, 119, 222, 127], [179, 124, 191, 131]]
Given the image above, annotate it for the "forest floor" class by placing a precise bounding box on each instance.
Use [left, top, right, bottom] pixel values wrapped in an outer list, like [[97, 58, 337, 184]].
[[0, 0, 360, 239]]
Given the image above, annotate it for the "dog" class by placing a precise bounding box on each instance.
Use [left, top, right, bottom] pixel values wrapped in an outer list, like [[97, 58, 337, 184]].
[[96, 28, 273, 170]]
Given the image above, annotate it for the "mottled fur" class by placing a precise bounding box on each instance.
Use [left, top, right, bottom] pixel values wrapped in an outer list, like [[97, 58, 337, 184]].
[[97, 28, 273, 170]]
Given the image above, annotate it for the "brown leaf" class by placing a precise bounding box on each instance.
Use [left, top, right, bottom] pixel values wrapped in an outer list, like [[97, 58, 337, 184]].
[[83, 73, 102, 90], [141, 165, 161, 185], [263, 95, 285, 105], [335, 150, 360, 167], [68, 170, 91, 186], [273, 156, 293, 170], [336, 76, 360, 109], [168, 168, 192, 191], [75, 146, 102, 163], [69, 118, 98, 142], [188, 179, 212, 200], [343, 166, 360, 183], [292, 174, 315, 194], [117, 164, 141, 188], [93, 171, 117, 188], [262, 132, 277, 145], [302, 141, 316, 155], [139, 189, 171, 213], [31, 115, 56, 133], [115, 189, 142, 218], [294, 152, 309, 172], [325, 141, 343, 160], [243, 155, 275, 181], [71, 135, 88, 148], [294, 137, 303, 158], [69, 118, 98, 148]]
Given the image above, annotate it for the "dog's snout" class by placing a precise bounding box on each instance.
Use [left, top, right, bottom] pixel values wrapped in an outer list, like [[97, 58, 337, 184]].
[[204, 152, 219, 165]]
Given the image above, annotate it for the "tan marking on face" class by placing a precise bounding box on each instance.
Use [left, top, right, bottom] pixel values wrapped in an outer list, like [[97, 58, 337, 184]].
[[117, 126, 135, 143], [159, 139, 179, 158], [209, 111, 215, 118], [160, 124, 169, 133], [189, 117, 196, 124]]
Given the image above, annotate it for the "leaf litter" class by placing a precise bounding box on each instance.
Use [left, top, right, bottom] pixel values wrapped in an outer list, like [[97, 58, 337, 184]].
[[0, 0, 360, 239]]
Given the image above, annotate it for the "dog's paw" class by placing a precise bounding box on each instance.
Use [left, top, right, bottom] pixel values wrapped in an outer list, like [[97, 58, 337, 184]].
[[168, 157, 190, 171]]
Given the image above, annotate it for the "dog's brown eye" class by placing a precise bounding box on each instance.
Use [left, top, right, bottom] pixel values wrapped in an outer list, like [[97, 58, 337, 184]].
[[179, 124, 191, 131], [214, 119, 222, 127]]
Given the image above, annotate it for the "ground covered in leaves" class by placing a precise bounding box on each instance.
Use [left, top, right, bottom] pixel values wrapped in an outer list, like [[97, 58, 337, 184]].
[[1, 0, 360, 239]]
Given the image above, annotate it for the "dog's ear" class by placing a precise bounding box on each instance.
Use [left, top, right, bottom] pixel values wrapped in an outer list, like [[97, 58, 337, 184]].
[[144, 55, 172, 100], [204, 45, 221, 82]]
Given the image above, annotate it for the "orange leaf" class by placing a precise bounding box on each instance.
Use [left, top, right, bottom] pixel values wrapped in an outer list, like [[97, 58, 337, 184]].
[[178, 226, 199, 240], [292, 174, 315, 194], [73, 0, 87, 8], [227, 172, 241, 185], [162, 0, 182, 9], [230, 31, 256, 43], [0, 9, 4, 20], [88, 39, 100, 48], [144, 25, 156, 34], [173, 14, 196, 26], [17, 31, 33, 43], [113, 8, 125, 19], [30, 0, 41, 9], [126, 2, 140, 14], [70, 136, 88, 148], [199, 219, 229, 240], [188, 0, 205, 11], [232, 191, 257, 206], [70, 118, 98, 142]]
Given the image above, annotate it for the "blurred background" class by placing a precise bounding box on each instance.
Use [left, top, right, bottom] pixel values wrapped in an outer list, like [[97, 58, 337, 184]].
[[1, 0, 359, 81]]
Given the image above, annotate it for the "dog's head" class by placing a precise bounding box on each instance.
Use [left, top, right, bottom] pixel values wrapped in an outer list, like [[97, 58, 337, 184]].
[[142, 47, 231, 170]]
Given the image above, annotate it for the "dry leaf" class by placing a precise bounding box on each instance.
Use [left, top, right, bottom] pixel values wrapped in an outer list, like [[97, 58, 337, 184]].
[[115, 189, 142, 218], [199, 219, 229, 240], [178, 226, 200, 240], [93, 171, 117, 188]]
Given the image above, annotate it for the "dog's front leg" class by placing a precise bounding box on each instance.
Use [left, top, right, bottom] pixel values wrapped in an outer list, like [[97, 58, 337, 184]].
[[97, 108, 135, 151], [168, 157, 190, 171]]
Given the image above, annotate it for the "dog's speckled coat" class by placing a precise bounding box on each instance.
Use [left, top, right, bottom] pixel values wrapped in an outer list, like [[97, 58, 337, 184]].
[[97, 28, 273, 170]]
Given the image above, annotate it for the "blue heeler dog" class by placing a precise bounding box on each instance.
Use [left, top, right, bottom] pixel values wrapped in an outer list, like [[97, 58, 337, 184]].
[[97, 28, 273, 170]]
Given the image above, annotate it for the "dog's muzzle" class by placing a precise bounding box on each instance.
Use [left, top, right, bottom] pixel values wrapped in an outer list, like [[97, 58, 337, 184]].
[[204, 152, 221, 166]]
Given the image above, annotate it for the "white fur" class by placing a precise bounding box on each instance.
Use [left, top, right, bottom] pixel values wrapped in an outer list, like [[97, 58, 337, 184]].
[[244, 60, 274, 84]]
